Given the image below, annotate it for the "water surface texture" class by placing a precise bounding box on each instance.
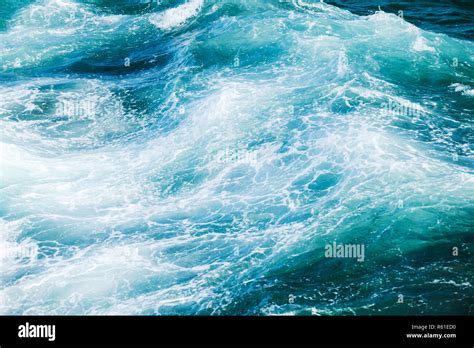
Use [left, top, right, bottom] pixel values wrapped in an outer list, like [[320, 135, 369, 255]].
[[0, 0, 473, 315]]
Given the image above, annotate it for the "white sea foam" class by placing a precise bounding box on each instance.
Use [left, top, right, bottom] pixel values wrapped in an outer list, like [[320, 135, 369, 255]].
[[412, 36, 436, 52], [450, 83, 474, 97], [149, 0, 204, 30]]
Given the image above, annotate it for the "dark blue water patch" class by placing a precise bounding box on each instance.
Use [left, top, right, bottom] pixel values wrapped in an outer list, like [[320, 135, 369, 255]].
[[66, 48, 171, 75], [79, 0, 181, 15], [326, 0, 474, 40]]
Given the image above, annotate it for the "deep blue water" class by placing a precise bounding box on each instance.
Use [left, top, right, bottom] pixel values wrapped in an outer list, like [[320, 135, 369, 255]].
[[0, 0, 473, 315], [327, 0, 474, 39]]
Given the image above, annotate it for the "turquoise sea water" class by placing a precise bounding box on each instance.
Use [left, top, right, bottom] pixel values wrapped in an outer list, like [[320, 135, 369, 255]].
[[0, 0, 473, 315]]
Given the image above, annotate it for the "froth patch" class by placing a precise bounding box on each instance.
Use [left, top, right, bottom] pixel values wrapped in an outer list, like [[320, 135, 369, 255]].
[[412, 36, 435, 53], [450, 83, 474, 97], [149, 0, 203, 30]]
